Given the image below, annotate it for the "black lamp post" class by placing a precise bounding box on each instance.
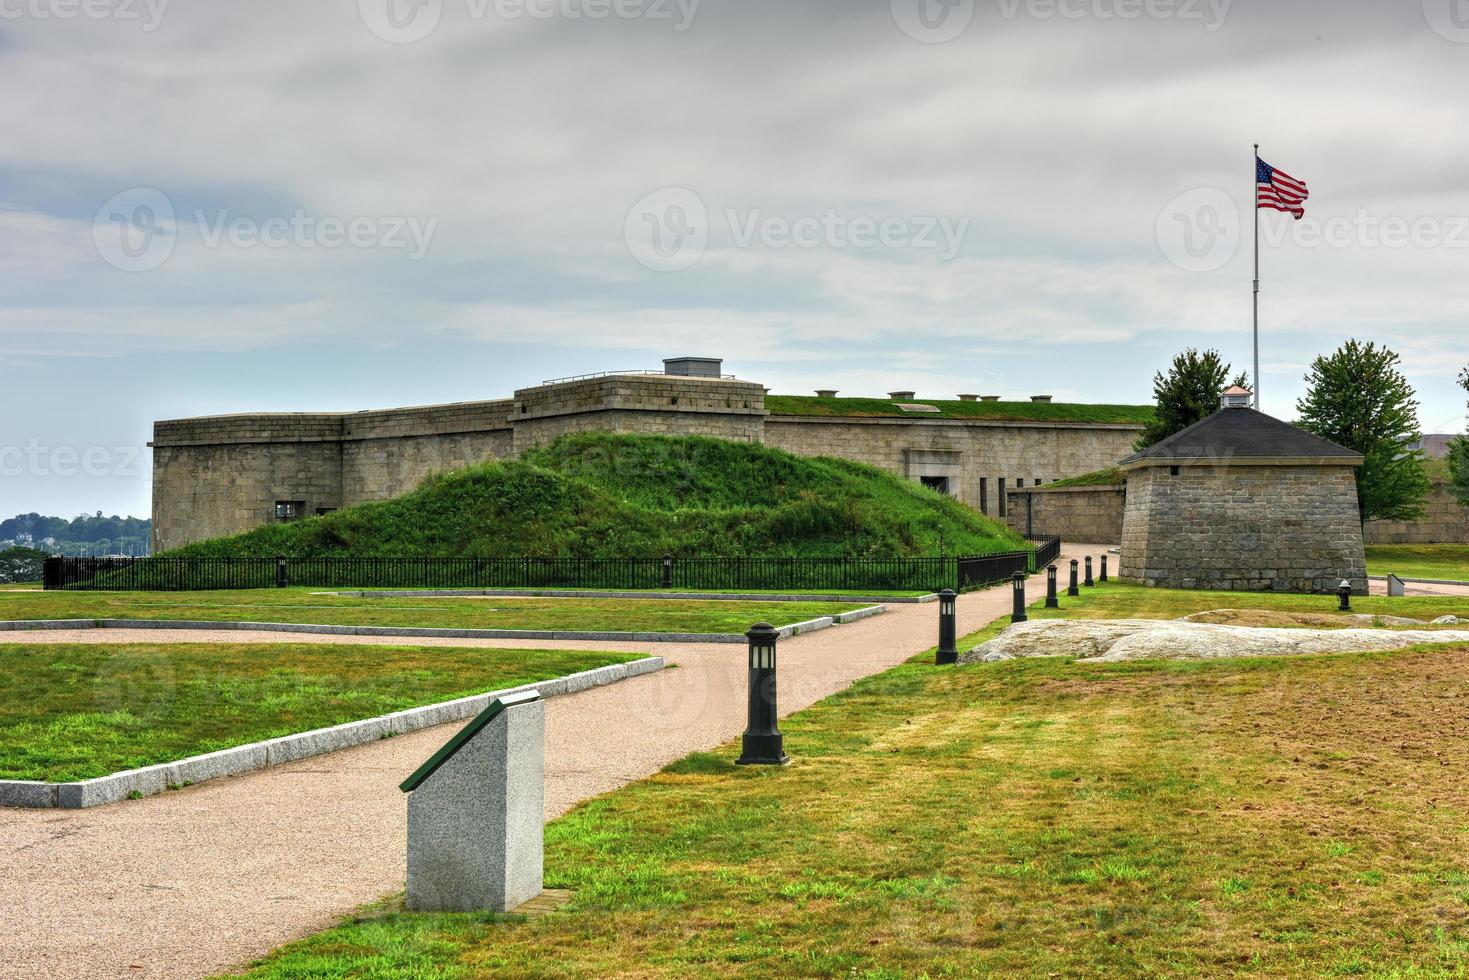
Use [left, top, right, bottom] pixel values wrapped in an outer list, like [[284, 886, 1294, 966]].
[[661, 554, 674, 589], [1084, 555, 1095, 587], [1011, 571, 1028, 624], [1099, 554, 1108, 582], [1045, 564, 1059, 608], [275, 555, 288, 588], [935, 588, 958, 665], [1068, 559, 1080, 597], [736, 623, 789, 766], [1337, 579, 1352, 612]]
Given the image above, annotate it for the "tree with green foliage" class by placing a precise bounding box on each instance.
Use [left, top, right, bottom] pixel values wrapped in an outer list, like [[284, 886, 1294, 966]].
[[0, 545, 49, 584], [1448, 366, 1469, 506], [1296, 340, 1430, 525], [1135, 348, 1248, 450]]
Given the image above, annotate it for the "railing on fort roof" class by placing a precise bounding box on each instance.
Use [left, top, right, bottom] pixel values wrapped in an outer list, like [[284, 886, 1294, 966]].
[[45, 554, 977, 594]]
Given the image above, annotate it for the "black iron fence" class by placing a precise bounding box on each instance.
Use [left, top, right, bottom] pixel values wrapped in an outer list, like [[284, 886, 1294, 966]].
[[954, 550, 1032, 591], [1026, 534, 1062, 570], [44, 554, 968, 593], [44, 540, 1063, 594]]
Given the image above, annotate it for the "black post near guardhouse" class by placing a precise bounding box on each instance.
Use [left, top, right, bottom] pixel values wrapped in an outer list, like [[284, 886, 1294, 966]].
[[1084, 555, 1094, 588], [275, 555, 289, 588], [736, 623, 789, 766], [1045, 564, 1059, 608], [1068, 559, 1080, 597], [1011, 571, 1028, 624], [935, 589, 958, 665], [1100, 554, 1108, 581]]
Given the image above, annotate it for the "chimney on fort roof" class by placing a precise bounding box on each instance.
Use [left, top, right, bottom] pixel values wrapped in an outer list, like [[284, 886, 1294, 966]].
[[1222, 385, 1253, 409], [815, 389, 838, 398], [888, 390, 916, 401], [980, 395, 1001, 402], [957, 394, 978, 402], [1030, 395, 1053, 403], [663, 357, 724, 378]]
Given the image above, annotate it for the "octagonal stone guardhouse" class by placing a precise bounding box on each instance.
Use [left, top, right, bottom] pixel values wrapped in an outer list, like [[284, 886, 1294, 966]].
[[1117, 388, 1368, 593]]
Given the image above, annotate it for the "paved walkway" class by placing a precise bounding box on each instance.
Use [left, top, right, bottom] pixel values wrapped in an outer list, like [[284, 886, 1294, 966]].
[[0, 545, 1108, 980]]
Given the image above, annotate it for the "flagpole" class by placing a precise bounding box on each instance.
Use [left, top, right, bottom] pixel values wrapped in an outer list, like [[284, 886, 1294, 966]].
[[1252, 142, 1260, 410]]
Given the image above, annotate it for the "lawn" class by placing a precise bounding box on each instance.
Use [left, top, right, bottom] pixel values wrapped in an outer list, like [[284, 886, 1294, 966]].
[[0, 642, 636, 782], [765, 394, 1155, 425], [0, 590, 867, 634], [232, 592, 1469, 977], [1366, 544, 1469, 583]]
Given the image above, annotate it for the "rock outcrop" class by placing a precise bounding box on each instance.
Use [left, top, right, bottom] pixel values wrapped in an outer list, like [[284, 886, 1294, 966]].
[[958, 619, 1469, 665]]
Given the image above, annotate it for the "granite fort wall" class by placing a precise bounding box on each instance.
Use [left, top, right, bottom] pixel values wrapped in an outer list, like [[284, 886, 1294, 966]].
[[152, 376, 1145, 551], [1365, 484, 1469, 545], [1118, 464, 1367, 593], [1004, 485, 1126, 544], [763, 417, 1138, 520]]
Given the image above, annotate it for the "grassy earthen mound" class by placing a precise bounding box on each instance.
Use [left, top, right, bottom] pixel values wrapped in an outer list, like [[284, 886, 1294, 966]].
[[168, 433, 1026, 558]]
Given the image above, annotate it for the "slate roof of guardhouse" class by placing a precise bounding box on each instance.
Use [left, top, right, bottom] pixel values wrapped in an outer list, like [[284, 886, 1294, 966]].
[[1118, 407, 1364, 468]]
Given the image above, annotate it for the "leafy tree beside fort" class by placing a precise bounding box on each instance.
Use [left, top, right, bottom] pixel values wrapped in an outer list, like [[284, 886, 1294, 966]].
[[1296, 340, 1431, 525], [1134, 348, 1248, 450], [1449, 365, 1469, 506]]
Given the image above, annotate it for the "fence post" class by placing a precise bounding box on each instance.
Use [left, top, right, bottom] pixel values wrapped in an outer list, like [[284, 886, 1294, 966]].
[[1068, 559, 1080, 597], [1045, 564, 1059, 609], [276, 555, 288, 588], [661, 554, 673, 589], [1011, 572, 1028, 624]]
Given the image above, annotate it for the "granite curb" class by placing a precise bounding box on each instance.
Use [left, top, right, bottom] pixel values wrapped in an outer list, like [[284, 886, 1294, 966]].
[[0, 656, 665, 810]]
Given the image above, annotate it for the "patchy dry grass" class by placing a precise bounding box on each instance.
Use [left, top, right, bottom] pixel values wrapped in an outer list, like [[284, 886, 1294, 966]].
[[232, 631, 1469, 977]]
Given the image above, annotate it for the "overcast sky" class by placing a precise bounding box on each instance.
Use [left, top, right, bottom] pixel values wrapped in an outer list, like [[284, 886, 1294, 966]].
[[3, 0, 1468, 518]]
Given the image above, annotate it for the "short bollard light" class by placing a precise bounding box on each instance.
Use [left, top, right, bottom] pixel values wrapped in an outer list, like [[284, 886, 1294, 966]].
[[935, 589, 959, 665], [1100, 554, 1108, 582], [275, 555, 288, 588], [1011, 571, 1029, 624], [1338, 579, 1353, 612], [1084, 555, 1095, 587], [661, 554, 674, 589], [736, 623, 789, 766], [1045, 564, 1060, 609], [1068, 559, 1080, 597]]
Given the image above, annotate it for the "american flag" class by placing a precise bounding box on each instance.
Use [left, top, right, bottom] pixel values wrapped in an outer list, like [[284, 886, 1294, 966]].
[[1257, 157, 1309, 219]]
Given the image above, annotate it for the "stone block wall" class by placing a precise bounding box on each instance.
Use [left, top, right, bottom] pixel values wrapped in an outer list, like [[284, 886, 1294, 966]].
[[1365, 484, 1469, 544], [1004, 485, 1126, 543], [510, 376, 766, 452], [1118, 464, 1367, 593], [764, 417, 1138, 520]]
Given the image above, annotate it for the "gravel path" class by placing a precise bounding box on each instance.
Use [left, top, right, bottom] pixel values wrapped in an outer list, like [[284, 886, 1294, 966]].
[[0, 545, 1107, 980]]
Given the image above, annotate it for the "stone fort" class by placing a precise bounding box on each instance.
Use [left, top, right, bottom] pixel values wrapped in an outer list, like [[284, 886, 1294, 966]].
[[150, 357, 1148, 551]]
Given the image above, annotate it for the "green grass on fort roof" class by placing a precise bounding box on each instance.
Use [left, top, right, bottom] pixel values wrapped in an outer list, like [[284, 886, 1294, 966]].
[[764, 395, 1155, 425], [0, 642, 635, 782], [1041, 467, 1124, 488]]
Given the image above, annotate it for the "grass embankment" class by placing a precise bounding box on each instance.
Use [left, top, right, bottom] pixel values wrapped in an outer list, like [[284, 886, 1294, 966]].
[[1366, 545, 1469, 583], [0, 590, 865, 634], [1042, 467, 1124, 488], [166, 433, 1026, 560], [0, 643, 636, 782], [235, 624, 1469, 976], [765, 395, 1154, 425]]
